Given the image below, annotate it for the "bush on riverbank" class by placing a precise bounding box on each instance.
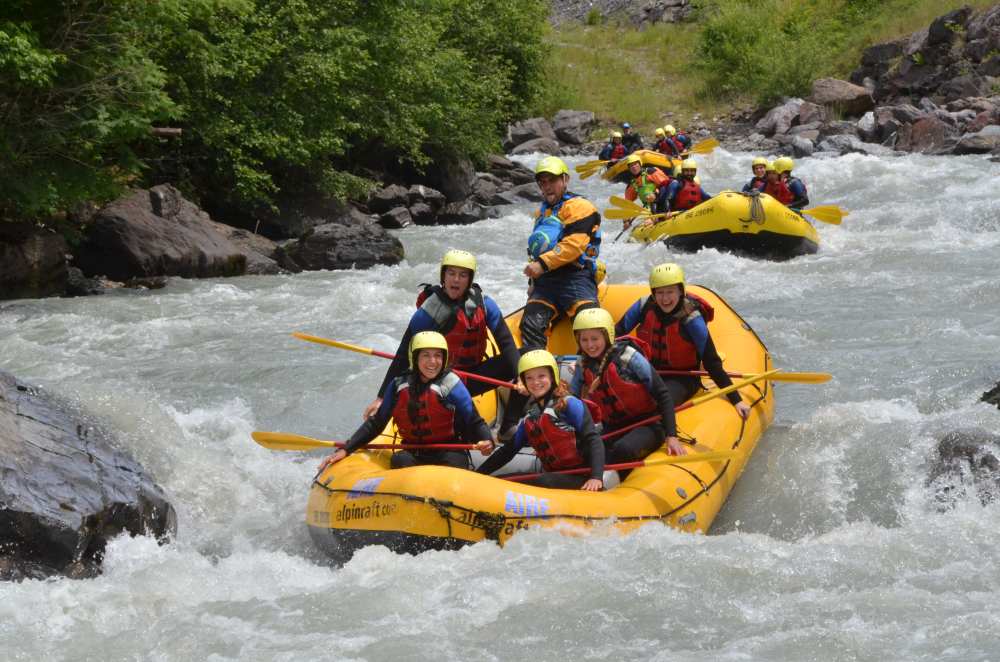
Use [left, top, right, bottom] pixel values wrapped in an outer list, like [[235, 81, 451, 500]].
[[0, 0, 547, 223]]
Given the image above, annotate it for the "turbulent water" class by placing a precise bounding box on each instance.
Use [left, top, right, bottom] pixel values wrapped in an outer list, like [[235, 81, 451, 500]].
[[2, 150, 999, 661]]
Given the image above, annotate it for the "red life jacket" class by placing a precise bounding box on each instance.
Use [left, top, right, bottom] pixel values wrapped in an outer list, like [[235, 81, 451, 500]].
[[764, 179, 793, 205], [610, 144, 626, 160], [522, 400, 584, 471], [634, 293, 715, 370], [656, 138, 676, 156], [415, 284, 489, 369], [391, 372, 460, 444], [673, 179, 705, 211], [671, 136, 686, 154], [579, 341, 658, 428]]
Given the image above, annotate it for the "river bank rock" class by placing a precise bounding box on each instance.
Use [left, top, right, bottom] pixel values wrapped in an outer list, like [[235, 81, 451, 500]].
[[0, 224, 68, 301], [0, 371, 177, 580], [210, 222, 285, 275], [275, 218, 404, 271], [73, 185, 247, 282]]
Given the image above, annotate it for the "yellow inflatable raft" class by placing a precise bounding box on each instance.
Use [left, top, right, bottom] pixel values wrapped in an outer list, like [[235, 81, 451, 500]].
[[306, 283, 774, 562], [630, 190, 819, 260]]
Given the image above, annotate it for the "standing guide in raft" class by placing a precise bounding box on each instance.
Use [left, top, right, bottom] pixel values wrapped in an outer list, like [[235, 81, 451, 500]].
[[318, 332, 494, 473], [570, 308, 686, 464], [504, 155, 603, 439], [615, 263, 751, 419], [362, 249, 519, 420], [477, 350, 605, 491], [620, 121, 643, 153]]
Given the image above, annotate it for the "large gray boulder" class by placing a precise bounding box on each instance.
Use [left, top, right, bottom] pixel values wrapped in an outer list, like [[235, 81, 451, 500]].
[[907, 116, 959, 153], [74, 185, 246, 282], [809, 78, 875, 117], [435, 199, 490, 225], [0, 371, 177, 580], [552, 110, 597, 144], [276, 220, 404, 271], [210, 222, 284, 275], [0, 224, 68, 300], [509, 137, 561, 156], [953, 125, 1000, 154], [420, 153, 477, 203], [755, 98, 804, 136], [503, 117, 557, 151]]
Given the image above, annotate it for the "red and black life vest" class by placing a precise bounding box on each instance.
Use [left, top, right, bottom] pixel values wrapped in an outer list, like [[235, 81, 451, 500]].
[[415, 284, 489, 369], [579, 341, 658, 428], [610, 144, 626, 160], [673, 179, 705, 211], [764, 179, 793, 205], [522, 399, 584, 471], [634, 293, 715, 370], [391, 372, 460, 444]]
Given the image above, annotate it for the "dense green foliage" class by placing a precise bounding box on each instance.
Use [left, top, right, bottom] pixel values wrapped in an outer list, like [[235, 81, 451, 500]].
[[0, 0, 547, 222], [694, 0, 998, 105]]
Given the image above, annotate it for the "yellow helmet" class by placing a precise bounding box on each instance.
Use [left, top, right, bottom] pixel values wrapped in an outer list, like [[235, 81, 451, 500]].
[[440, 249, 476, 283], [649, 262, 685, 290], [774, 156, 794, 173], [654, 127, 665, 138], [535, 156, 569, 178], [517, 349, 559, 382], [611, 131, 623, 140], [625, 153, 642, 167], [595, 259, 607, 285], [752, 156, 768, 168], [681, 158, 698, 172], [664, 125, 677, 136], [765, 160, 777, 173], [409, 331, 449, 370], [572, 307, 615, 346]]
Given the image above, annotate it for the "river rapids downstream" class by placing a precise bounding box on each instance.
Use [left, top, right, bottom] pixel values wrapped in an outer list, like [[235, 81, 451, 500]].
[[2, 150, 999, 661]]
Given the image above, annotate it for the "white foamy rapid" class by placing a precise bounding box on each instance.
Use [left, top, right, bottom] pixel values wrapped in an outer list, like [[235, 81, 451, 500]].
[[2, 150, 999, 661]]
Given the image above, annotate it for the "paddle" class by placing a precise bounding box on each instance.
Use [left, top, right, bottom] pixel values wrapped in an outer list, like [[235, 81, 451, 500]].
[[603, 208, 649, 220], [501, 449, 737, 483], [658, 369, 831, 384], [251, 431, 475, 452], [293, 332, 517, 391], [600, 369, 779, 441], [609, 195, 647, 214], [800, 205, 848, 225]]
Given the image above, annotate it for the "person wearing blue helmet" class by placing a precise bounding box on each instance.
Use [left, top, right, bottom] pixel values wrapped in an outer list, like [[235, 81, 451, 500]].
[[621, 121, 643, 153]]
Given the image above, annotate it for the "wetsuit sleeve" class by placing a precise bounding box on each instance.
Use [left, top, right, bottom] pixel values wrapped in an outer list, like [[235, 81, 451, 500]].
[[741, 180, 753, 193], [614, 299, 644, 338], [565, 398, 604, 479], [682, 316, 741, 405], [475, 424, 525, 475], [699, 186, 712, 201], [376, 309, 435, 397], [484, 296, 519, 374], [344, 385, 397, 454], [628, 352, 677, 437], [599, 144, 612, 160], [788, 179, 809, 209], [537, 197, 601, 272], [446, 379, 493, 442]]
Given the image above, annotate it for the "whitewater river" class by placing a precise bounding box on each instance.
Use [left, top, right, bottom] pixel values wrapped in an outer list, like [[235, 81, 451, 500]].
[[2, 150, 999, 661]]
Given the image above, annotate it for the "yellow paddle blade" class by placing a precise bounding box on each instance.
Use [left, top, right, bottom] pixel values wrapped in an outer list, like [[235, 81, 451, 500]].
[[644, 450, 736, 467], [604, 208, 648, 220], [575, 159, 607, 173], [802, 205, 847, 225], [609, 195, 647, 213], [690, 137, 720, 155], [252, 431, 338, 451], [578, 166, 604, 180], [769, 371, 832, 383]]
